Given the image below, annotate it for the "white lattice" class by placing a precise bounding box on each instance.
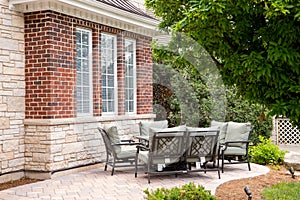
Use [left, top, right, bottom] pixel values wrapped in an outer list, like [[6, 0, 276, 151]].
[[276, 118, 300, 144]]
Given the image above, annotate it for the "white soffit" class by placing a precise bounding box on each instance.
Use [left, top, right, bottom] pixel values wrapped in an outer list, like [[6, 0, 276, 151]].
[[9, 0, 160, 36]]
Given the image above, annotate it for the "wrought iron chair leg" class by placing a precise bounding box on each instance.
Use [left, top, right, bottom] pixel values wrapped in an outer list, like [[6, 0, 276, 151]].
[[203, 162, 207, 174], [222, 151, 225, 173], [111, 158, 116, 176], [247, 154, 251, 171], [104, 154, 109, 171], [147, 161, 151, 184], [135, 154, 138, 178]]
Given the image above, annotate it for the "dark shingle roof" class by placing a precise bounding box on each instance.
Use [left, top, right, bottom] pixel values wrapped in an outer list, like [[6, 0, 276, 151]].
[[96, 0, 154, 19]]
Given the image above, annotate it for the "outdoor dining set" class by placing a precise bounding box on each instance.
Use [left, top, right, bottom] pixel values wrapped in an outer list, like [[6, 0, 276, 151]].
[[98, 120, 253, 183]]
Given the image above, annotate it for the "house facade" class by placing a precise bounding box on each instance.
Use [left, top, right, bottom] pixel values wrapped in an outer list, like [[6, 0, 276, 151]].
[[0, 0, 159, 182]]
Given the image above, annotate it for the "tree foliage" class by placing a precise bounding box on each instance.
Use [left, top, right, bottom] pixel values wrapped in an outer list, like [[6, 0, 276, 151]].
[[146, 0, 300, 125]]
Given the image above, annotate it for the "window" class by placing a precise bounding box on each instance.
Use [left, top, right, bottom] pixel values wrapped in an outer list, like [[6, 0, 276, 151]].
[[101, 33, 117, 114], [76, 28, 92, 116], [125, 39, 136, 113]]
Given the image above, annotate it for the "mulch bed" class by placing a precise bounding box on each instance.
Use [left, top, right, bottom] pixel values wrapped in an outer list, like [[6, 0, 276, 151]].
[[215, 166, 300, 200], [0, 178, 39, 191]]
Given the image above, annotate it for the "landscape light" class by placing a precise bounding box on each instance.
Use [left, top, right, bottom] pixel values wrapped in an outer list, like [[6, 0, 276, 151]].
[[289, 166, 295, 179], [244, 185, 252, 200]]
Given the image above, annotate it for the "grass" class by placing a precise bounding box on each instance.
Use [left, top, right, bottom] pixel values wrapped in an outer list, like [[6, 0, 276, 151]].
[[262, 182, 300, 200]]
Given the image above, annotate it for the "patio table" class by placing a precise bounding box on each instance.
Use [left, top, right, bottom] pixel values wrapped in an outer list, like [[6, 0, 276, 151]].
[[135, 128, 221, 182]]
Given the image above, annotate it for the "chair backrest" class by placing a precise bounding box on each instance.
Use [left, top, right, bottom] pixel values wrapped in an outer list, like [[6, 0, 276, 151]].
[[225, 122, 253, 148], [139, 120, 168, 136], [186, 128, 220, 160], [102, 126, 122, 153], [98, 127, 114, 157], [210, 120, 228, 144], [150, 130, 186, 165]]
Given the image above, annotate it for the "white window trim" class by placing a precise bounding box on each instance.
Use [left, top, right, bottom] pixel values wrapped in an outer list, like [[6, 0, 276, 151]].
[[125, 38, 137, 114], [76, 27, 93, 117], [101, 33, 118, 115]]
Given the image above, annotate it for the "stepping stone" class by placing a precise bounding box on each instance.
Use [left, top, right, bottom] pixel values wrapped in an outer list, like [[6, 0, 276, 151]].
[[284, 152, 300, 171]]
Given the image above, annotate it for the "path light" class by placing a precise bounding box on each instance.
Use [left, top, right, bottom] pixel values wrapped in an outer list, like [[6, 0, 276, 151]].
[[244, 185, 252, 200], [289, 166, 295, 179]]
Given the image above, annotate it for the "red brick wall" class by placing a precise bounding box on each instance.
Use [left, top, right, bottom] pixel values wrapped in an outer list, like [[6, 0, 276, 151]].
[[25, 11, 153, 119], [25, 11, 76, 119]]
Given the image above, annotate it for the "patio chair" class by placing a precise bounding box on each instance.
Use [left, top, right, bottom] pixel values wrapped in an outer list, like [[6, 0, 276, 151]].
[[135, 127, 187, 183], [98, 127, 140, 175], [218, 122, 253, 173], [137, 120, 168, 146], [186, 127, 220, 179], [139, 120, 168, 136]]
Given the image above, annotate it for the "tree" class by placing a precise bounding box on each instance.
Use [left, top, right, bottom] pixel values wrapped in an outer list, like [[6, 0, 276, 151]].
[[146, 0, 300, 125]]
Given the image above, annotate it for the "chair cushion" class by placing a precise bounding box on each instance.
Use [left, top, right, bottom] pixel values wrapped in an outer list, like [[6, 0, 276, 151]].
[[138, 150, 181, 165], [117, 146, 137, 159], [225, 122, 252, 148], [106, 126, 121, 153], [156, 125, 187, 133], [106, 126, 120, 143], [210, 120, 228, 144], [139, 120, 168, 136], [138, 150, 149, 164], [121, 145, 137, 152], [223, 146, 247, 155], [186, 127, 214, 132]]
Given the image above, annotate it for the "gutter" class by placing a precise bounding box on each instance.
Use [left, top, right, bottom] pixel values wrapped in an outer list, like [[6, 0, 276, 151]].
[[61, 0, 159, 29]]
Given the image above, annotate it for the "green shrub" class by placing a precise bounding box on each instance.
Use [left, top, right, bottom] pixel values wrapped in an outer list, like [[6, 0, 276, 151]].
[[153, 60, 272, 143], [144, 182, 216, 200], [262, 182, 300, 200], [249, 136, 286, 166]]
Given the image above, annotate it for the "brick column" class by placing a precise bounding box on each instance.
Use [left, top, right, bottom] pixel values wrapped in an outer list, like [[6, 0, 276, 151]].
[[92, 29, 102, 116], [136, 36, 153, 114], [117, 33, 125, 115]]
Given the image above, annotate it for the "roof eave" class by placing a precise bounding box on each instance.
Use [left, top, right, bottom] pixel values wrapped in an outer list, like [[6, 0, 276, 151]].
[[9, 0, 160, 37]]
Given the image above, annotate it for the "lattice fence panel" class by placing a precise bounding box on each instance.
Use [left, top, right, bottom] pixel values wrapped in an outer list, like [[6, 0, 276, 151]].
[[276, 118, 300, 144]]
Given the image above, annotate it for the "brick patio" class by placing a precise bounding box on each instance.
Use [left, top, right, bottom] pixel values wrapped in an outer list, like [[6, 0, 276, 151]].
[[0, 163, 269, 200]]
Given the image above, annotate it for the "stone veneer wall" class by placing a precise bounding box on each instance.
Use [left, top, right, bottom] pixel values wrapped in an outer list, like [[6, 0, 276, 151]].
[[0, 0, 25, 182], [24, 115, 154, 178]]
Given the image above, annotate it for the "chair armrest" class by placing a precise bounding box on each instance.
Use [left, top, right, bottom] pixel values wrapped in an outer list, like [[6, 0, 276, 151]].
[[220, 140, 251, 152], [113, 141, 142, 146], [136, 144, 149, 151], [120, 139, 138, 143], [224, 140, 251, 145], [133, 136, 149, 147]]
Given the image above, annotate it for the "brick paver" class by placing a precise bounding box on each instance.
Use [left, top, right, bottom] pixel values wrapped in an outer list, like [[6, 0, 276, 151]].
[[0, 163, 269, 200]]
